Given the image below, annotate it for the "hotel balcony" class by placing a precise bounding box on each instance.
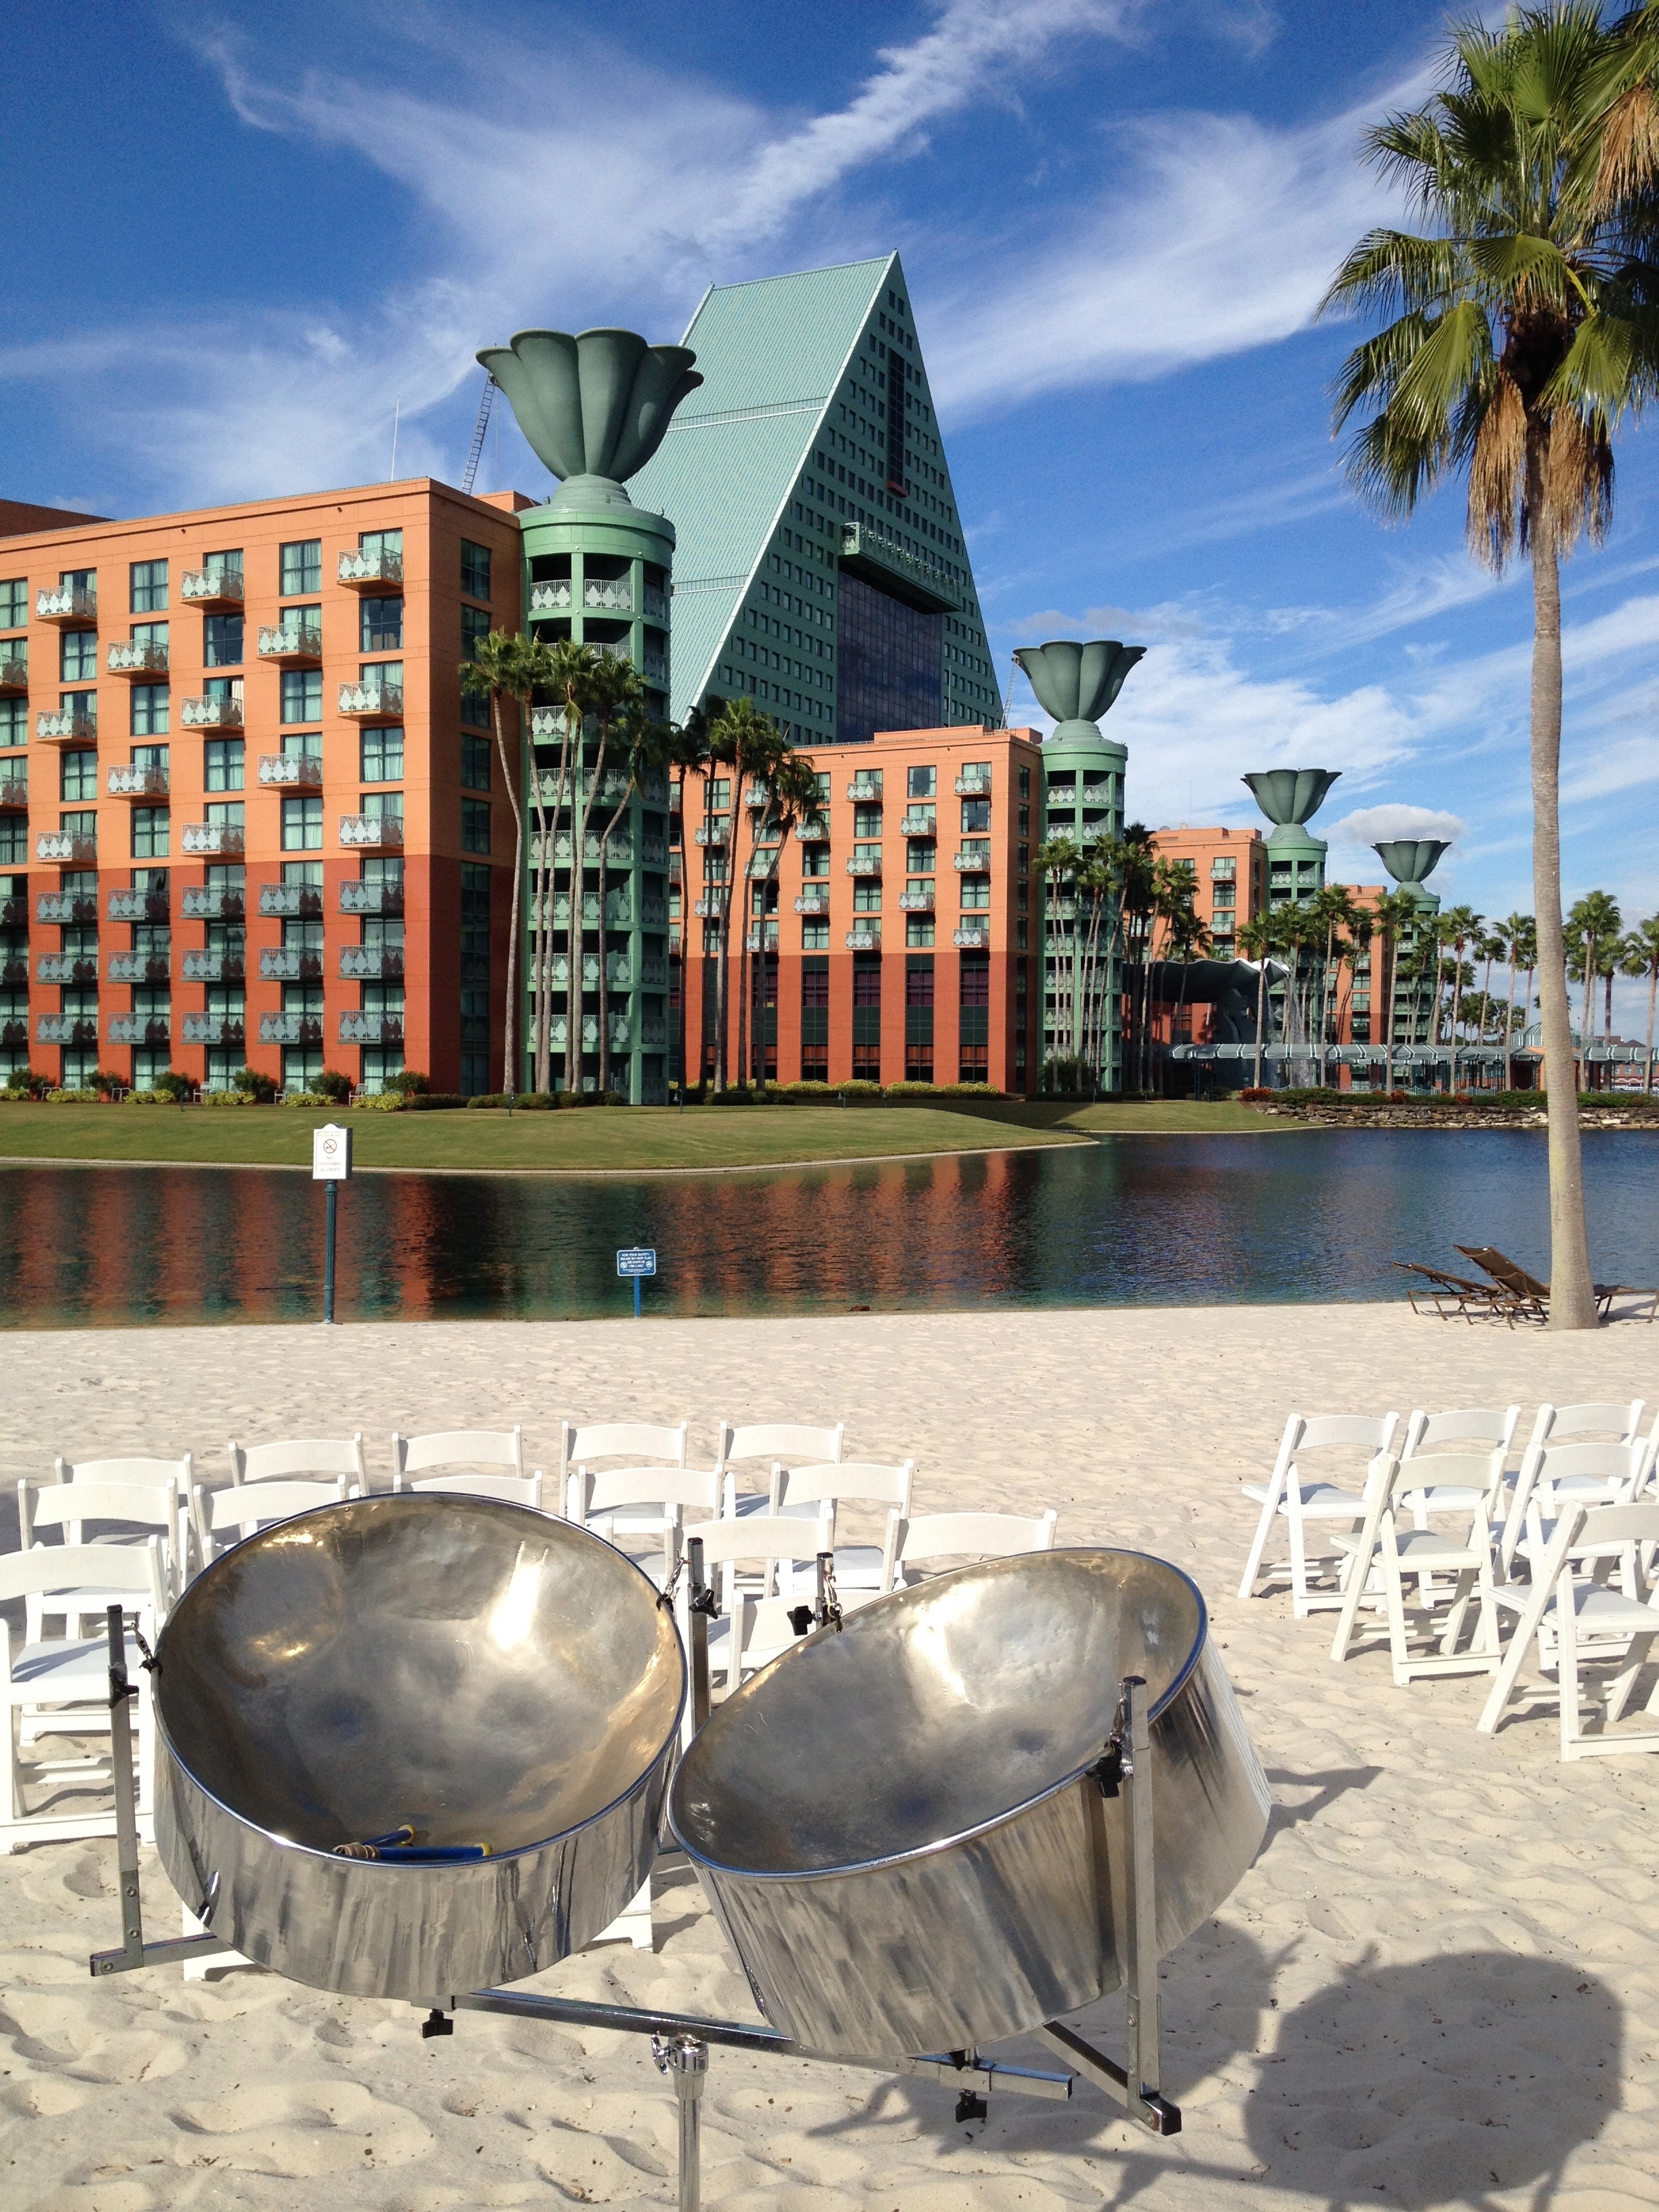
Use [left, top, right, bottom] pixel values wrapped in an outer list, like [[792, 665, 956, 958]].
[[181, 567, 244, 610], [0, 1015, 27, 1042], [259, 1012, 323, 1046], [108, 887, 169, 922], [37, 891, 96, 924], [340, 1010, 402, 1045], [339, 813, 403, 849], [259, 884, 322, 918], [182, 1012, 244, 1046], [36, 583, 96, 624], [258, 754, 323, 790], [952, 925, 990, 949], [845, 853, 882, 877], [954, 848, 991, 872], [257, 623, 323, 667], [108, 1014, 169, 1046], [529, 580, 573, 613], [37, 831, 97, 865], [794, 819, 830, 841], [0, 653, 26, 695], [640, 893, 668, 928], [108, 951, 170, 985], [899, 886, 935, 911], [1080, 783, 1112, 806], [106, 640, 169, 680], [338, 946, 403, 982], [691, 898, 720, 919], [259, 947, 323, 982], [582, 575, 632, 613], [898, 811, 935, 836], [339, 879, 402, 916], [181, 695, 243, 729], [180, 884, 244, 921], [643, 653, 668, 686], [846, 778, 883, 802], [0, 955, 27, 988], [0, 892, 24, 925], [693, 822, 729, 846], [36, 701, 97, 744], [107, 764, 169, 802], [955, 771, 992, 796], [0, 773, 26, 811], [844, 925, 881, 950], [744, 929, 780, 953], [794, 888, 830, 914], [338, 679, 403, 721], [337, 547, 403, 589], [37, 1014, 98, 1044], [182, 949, 243, 983], [181, 823, 244, 857], [37, 952, 98, 985], [529, 707, 571, 741]]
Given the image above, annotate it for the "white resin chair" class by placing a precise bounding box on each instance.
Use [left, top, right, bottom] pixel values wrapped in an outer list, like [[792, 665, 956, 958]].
[[229, 1435, 368, 1489], [0, 1540, 166, 1852], [1328, 1454, 1504, 1683], [880, 1507, 1059, 1592], [392, 1428, 541, 1508], [1499, 1440, 1650, 1577], [717, 1422, 844, 1517], [1237, 1413, 1400, 1616], [1477, 1501, 1659, 1757], [1530, 1400, 1645, 1451], [54, 1453, 197, 1576], [567, 1467, 722, 1586], [192, 1477, 349, 1566], [771, 1461, 915, 1590], [676, 1512, 834, 1702], [1399, 1406, 1520, 1512], [18, 1479, 183, 1639]]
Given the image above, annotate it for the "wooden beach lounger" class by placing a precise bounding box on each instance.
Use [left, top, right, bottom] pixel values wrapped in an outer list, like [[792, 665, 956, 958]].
[[1393, 1261, 1519, 1324], [1456, 1246, 1658, 1325]]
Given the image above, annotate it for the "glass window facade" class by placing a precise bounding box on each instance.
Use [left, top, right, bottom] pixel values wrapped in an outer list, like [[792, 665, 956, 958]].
[[462, 798, 491, 854], [131, 684, 169, 735], [281, 796, 323, 851], [205, 738, 245, 791], [462, 541, 492, 600], [281, 670, 323, 722], [360, 726, 404, 783], [130, 559, 168, 613], [835, 573, 942, 745], [461, 733, 491, 790], [281, 540, 322, 595], [361, 597, 403, 652], [203, 614, 243, 665], [131, 806, 169, 859], [60, 630, 98, 682]]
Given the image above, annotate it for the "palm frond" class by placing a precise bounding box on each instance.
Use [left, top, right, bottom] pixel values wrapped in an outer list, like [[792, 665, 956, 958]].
[[1467, 230, 1584, 314], [1329, 312, 1436, 429], [1319, 230, 1469, 321], [1540, 406, 1615, 550], [1467, 370, 1526, 565]]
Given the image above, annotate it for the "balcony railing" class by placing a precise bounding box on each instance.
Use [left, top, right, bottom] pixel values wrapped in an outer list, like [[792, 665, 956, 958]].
[[108, 893, 167, 930], [37, 953, 98, 984], [36, 584, 96, 623], [794, 819, 830, 841], [338, 946, 403, 981], [844, 926, 881, 950], [794, 890, 831, 914], [258, 948, 323, 981], [181, 695, 243, 729], [744, 930, 780, 953], [340, 813, 403, 848], [338, 548, 403, 588], [36, 702, 96, 743], [181, 567, 244, 609], [182, 1012, 245, 1046], [107, 764, 169, 800], [258, 754, 323, 790], [338, 680, 404, 720], [37, 1015, 98, 1044], [899, 811, 936, 836], [953, 925, 990, 948], [258, 884, 322, 918], [339, 1010, 402, 1045], [338, 879, 402, 916], [37, 831, 96, 864], [691, 898, 719, 919], [643, 654, 668, 687], [180, 885, 244, 920], [182, 823, 244, 856], [528, 580, 573, 613], [1080, 783, 1112, 806], [107, 640, 169, 678], [955, 771, 992, 796], [899, 886, 935, 910], [954, 848, 991, 872], [846, 853, 882, 876], [846, 780, 883, 802], [37, 892, 96, 924], [108, 1015, 169, 1046], [693, 822, 729, 846], [0, 655, 26, 695], [107, 951, 170, 984], [259, 1012, 323, 1045], [0, 1015, 27, 1041], [257, 623, 323, 665], [182, 949, 243, 983], [0, 775, 26, 811], [582, 576, 632, 612]]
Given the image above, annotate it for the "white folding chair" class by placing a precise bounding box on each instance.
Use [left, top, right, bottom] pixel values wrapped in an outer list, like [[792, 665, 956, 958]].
[[392, 1427, 541, 1507], [717, 1422, 844, 1516], [567, 1467, 722, 1586], [1499, 1440, 1650, 1578], [192, 1477, 348, 1565], [880, 1507, 1058, 1592], [230, 1435, 367, 1488], [1328, 1454, 1503, 1682], [1400, 1406, 1519, 1511], [54, 1453, 197, 1575], [0, 1540, 166, 1852], [1237, 1413, 1399, 1615], [678, 1513, 834, 1696], [771, 1461, 915, 1590], [1530, 1399, 1645, 1451], [1477, 1502, 1659, 1757], [18, 1479, 182, 1639]]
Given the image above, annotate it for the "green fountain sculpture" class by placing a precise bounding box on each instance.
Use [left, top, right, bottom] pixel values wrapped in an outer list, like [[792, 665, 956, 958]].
[[476, 327, 703, 512], [1242, 768, 1341, 893], [1373, 838, 1450, 900], [1012, 640, 1145, 743]]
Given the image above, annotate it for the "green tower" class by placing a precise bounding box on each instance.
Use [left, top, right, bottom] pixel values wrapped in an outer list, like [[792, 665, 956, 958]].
[[1374, 836, 1448, 1052], [1244, 769, 1340, 1058], [1013, 639, 1144, 1090], [479, 327, 703, 1102]]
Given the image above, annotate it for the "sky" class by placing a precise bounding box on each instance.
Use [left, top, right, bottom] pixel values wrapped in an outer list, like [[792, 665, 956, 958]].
[[3, 0, 1655, 1010]]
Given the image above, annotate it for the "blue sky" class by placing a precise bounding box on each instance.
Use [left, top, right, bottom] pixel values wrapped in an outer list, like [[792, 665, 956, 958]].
[[4, 0, 1655, 999]]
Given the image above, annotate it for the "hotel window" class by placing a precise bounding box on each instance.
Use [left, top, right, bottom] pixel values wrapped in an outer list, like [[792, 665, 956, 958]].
[[280, 539, 322, 596], [1212, 879, 1236, 910], [60, 630, 98, 682], [131, 684, 169, 736], [961, 796, 991, 834], [800, 956, 830, 1076], [129, 559, 168, 613], [801, 842, 830, 879], [362, 660, 403, 702], [0, 579, 25, 630], [462, 798, 491, 854], [905, 956, 934, 1080], [361, 597, 403, 652], [205, 738, 245, 791], [1018, 765, 1031, 798], [205, 799, 245, 829], [1211, 855, 1237, 880], [960, 873, 990, 911], [360, 527, 403, 562], [462, 540, 492, 600], [905, 916, 935, 947], [958, 951, 989, 1081], [203, 614, 244, 666], [801, 920, 830, 950], [360, 726, 405, 783], [281, 668, 323, 724], [853, 802, 882, 838], [461, 733, 491, 791], [852, 955, 882, 1080], [853, 881, 881, 914], [1, 699, 27, 745], [362, 789, 403, 823], [60, 752, 98, 802], [281, 796, 323, 851], [131, 806, 169, 859], [461, 602, 491, 662], [0, 819, 24, 865]]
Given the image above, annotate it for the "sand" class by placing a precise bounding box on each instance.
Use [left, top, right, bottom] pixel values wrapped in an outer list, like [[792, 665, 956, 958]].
[[0, 1300, 1656, 2212]]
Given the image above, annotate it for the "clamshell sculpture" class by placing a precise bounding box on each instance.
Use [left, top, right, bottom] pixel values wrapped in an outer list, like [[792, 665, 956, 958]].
[[1242, 769, 1340, 832], [1374, 838, 1450, 890], [1013, 640, 1144, 739], [477, 327, 702, 507]]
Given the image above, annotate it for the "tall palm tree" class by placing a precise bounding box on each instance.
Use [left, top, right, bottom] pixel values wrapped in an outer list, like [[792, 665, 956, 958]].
[[459, 630, 536, 1092], [1370, 888, 1424, 1094], [594, 708, 670, 1100], [705, 697, 781, 1092], [1319, 3, 1659, 1324], [1034, 836, 1078, 1087], [1439, 904, 1483, 1091], [1619, 915, 1659, 1092], [1308, 884, 1361, 1084], [533, 638, 602, 1093], [1498, 911, 1534, 1090], [666, 705, 714, 1099], [565, 656, 645, 1097], [1236, 912, 1274, 1089], [743, 747, 821, 1086]]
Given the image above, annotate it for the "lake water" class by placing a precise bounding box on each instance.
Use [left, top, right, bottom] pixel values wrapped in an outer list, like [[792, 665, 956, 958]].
[[1, 1130, 1654, 1330]]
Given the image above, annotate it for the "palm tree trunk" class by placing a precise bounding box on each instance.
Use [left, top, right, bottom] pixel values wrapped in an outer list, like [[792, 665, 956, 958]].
[[737, 825, 752, 1092], [1529, 511, 1595, 1328], [565, 719, 615, 1098], [491, 689, 523, 1094], [1645, 959, 1656, 1097], [595, 775, 636, 1101], [1252, 957, 1267, 1090], [1502, 943, 1517, 1094], [713, 774, 745, 1092], [529, 753, 554, 1094]]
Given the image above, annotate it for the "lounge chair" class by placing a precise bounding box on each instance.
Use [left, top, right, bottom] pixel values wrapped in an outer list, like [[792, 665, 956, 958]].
[[1392, 1261, 1517, 1324], [1455, 1246, 1658, 1325]]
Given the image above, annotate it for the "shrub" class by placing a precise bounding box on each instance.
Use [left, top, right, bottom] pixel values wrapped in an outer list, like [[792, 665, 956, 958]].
[[937, 1082, 1003, 1097], [356, 1090, 405, 1111], [46, 1087, 102, 1103], [1240, 1087, 1275, 1103], [152, 1068, 194, 1102], [465, 1092, 514, 1109], [834, 1080, 883, 1101], [87, 1067, 125, 1099], [314, 1069, 353, 1104], [513, 1092, 558, 1110], [782, 1081, 833, 1100], [230, 1066, 279, 1103], [884, 1081, 940, 1098], [396, 1093, 468, 1111], [281, 1090, 331, 1108], [2, 1067, 50, 1099], [382, 1068, 430, 1096]]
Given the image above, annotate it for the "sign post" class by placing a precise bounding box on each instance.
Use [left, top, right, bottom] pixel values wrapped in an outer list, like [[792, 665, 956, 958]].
[[616, 1245, 657, 1319], [312, 1124, 353, 1325]]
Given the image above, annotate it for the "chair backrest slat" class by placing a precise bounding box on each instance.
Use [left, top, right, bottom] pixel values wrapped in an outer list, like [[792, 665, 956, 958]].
[[886, 1509, 1059, 1582], [718, 1422, 844, 1469], [1404, 1406, 1521, 1456], [0, 1538, 163, 1607], [231, 1435, 366, 1484], [1530, 1399, 1645, 1449], [1295, 1414, 1399, 1454], [403, 1471, 542, 1509], [394, 1428, 523, 1479], [23, 1479, 176, 1533], [56, 1452, 194, 1498], [561, 1421, 688, 1475], [773, 1460, 914, 1512], [576, 1466, 722, 1519]]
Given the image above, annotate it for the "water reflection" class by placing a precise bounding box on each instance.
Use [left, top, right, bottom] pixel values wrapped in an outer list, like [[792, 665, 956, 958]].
[[0, 1131, 1654, 1330]]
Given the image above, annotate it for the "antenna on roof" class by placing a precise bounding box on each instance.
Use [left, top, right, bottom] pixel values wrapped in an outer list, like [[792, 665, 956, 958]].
[[388, 400, 401, 483]]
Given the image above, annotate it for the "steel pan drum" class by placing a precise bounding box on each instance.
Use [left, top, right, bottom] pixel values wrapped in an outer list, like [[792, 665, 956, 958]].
[[670, 1548, 1268, 2055], [154, 1496, 684, 2001]]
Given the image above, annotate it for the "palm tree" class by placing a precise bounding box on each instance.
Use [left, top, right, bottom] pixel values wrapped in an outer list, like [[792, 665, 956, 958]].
[[1370, 888, 1424, 1094], [743, 748, 821, 1086], [1235, 912, 1275, 1089], [594, 707, 670, 1100], [1309, 884, 1361, 1085], [1319, 3, 1659, 1323], [533, 638, 602, 1094], [459, 630, 536, 1093], [1034, 837, 1079, 1088], [1619, 916, 1659, 1092], [666, 705, 714, 1099], [1567, 887, 1622, 1088], [1439, 905, 1482, 1092], [565, 656, 645, 1097], [705, 697, 781, 1092], [1496, 911, 1531, 1089]]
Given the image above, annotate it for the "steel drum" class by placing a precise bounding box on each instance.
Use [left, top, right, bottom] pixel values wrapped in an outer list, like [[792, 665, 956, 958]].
[[670, 1548, 1269, 2055], [153, 1496, 684, 2002]]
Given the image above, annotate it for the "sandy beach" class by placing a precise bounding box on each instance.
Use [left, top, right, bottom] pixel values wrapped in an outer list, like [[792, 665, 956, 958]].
[[1, 1301, 1656, 2211]]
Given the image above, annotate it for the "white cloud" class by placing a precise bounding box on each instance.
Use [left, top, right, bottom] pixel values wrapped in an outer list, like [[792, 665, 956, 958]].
[[1328, 803, 1467, 848]]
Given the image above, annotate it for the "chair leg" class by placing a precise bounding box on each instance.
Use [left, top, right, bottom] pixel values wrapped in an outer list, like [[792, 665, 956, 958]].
[[1237, 1479, 1283, 1601], [1558, 1584, 1582, 1761], [1606, 1629, 1656, 1725], [1288, 1497, 1313, 1618], [1382, 1523, 1412, 1686], [1438, 1568, 1475, 1658], [0, 1696, 17, 1850]]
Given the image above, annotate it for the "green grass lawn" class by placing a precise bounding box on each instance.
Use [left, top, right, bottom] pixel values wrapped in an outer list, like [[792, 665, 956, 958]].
[[0, 1095, 1272, 1173]]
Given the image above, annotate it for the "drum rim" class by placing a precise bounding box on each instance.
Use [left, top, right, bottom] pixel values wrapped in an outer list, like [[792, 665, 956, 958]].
[[669, 1544, 1208, 1884], [155, 1492, 689, 1868]]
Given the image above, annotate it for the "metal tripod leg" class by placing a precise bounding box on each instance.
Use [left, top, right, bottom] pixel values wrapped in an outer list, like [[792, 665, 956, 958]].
[[653, 2032, 708, 2212]]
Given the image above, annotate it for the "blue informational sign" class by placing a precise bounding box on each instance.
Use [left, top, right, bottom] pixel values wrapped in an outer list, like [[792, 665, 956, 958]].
[[616, 1247, 657, 1277]]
